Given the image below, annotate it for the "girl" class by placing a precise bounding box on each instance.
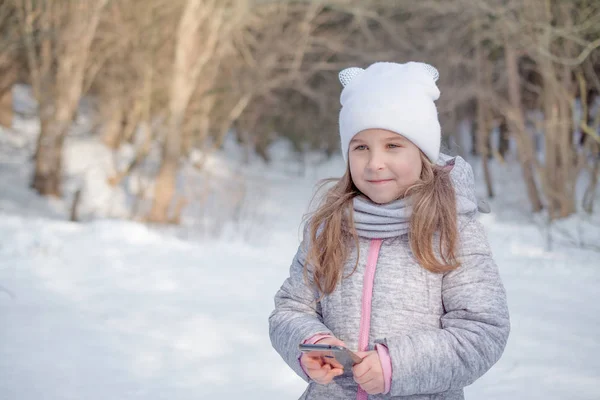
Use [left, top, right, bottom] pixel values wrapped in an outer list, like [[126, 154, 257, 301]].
[[269, 61, 510, 400]]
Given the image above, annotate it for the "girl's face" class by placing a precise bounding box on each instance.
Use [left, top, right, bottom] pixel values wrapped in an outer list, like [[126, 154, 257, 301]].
[[348, 129, 423, 204]]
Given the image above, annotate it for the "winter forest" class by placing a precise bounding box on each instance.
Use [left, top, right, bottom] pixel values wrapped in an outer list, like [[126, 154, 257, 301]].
[[0, 0, 599, 399]]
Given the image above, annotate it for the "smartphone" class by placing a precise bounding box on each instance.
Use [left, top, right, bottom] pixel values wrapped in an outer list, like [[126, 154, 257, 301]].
[[298, 343, 363, 371]]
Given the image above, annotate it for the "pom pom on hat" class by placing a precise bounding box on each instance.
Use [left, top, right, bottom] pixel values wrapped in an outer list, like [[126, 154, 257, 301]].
[[338, 61, 442, 163]]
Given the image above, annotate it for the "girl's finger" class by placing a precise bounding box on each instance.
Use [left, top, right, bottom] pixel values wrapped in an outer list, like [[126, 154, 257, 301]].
[[302, 356, 323, 369], [362, 381, 383, 395], [311, 362, 331, 375], [357, 375, 377, 389], [306, 351, 327, 359], [307, 361, 329, 373], [323, 356, 343, 369], [354, 370, 374, 385], [363, 385, 378, 395], [309, 365, 329, 381], [315, 366, 343, 385], [324, 367, 343, 382], [304, 353, 324, 362], [352, 362, 371, 380]]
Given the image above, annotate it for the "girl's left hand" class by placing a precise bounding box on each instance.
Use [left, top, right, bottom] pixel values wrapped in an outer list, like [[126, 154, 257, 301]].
[[352, 351, 385, 395]]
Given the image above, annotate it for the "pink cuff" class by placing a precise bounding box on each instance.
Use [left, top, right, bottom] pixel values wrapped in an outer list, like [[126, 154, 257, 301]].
[[298, 333, 333, 378], [304, 333, 333, 345], [375, 343, 392, 394]]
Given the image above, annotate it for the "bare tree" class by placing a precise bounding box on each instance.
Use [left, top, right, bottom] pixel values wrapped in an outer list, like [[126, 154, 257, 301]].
[[407, 0, 598, 218], [147, 0, 244, 223], [14, 0, 109, 196], [474, 14, 495, 198], [521, 0, 600, 218], [0, 2, 18, 128], [578, 66, 600, 214], [5, 0, 596, 224], [503, 25, 545, 212]]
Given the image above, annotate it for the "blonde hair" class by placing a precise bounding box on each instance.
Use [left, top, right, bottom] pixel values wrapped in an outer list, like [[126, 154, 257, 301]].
[[302, 152, 459, 298]]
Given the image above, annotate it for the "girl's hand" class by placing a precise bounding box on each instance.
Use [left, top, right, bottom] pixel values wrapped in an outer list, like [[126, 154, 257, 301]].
[[300, 337, 346, 384], [352, 351, 385, 395]]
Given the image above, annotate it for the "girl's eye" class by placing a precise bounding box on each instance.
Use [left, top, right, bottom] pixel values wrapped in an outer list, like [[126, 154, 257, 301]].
[[354, 145, 367, 151], [388, 143, 402, 149]]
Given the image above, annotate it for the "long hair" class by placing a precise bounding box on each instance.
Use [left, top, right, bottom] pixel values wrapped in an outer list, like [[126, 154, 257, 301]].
[[303, 151, 460, 298], [301, 170, 361, 302], [406, 152, 460, 273]]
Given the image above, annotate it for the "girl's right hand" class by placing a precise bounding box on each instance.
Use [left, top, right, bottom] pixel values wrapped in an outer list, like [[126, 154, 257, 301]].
[[301, 337, 347, 384]]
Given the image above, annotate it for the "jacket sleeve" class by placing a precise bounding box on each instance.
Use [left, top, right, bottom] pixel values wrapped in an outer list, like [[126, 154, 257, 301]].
[[375, 217, 510, 396], [268, 237, 333, 382]]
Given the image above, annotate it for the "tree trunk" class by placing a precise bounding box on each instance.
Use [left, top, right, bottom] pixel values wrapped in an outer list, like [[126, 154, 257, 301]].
[[31, 113, 69, 196], [470, 120, 478, 156], [474, 19, 494, 198], [557, 3, 577, 218], [578, 73, 600, 214], [25, 0, 109, 196], [477, 110, 494, 198], [0, 57, 16, 128], [0, 86, 12, 128], [582, 142, 599, 214], [147, 0, 224, 223], [504, 38, 544, 212], [557, 92, 576, 218], [101, 97, 125, 149], [538, 1, 577, 219], [147, 155, 179, 223], [543, 93, 560, 218], [147, 109, 184, 223], [498, 118, 510, 158], [32, 86, 85, 196]]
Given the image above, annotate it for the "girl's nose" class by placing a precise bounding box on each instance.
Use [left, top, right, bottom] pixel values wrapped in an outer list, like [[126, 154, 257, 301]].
[[366, 153, 385, 171]]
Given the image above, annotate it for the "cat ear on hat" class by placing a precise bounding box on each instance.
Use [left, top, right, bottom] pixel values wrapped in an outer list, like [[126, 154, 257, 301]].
[[405, 61, 441, 100], [339, 67, 365, 87], [421, 63, 439, 82], [406, 61, 440, 82]]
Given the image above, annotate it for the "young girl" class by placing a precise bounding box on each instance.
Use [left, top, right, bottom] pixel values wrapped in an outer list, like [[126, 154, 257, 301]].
[[269, 61, 510, 400]]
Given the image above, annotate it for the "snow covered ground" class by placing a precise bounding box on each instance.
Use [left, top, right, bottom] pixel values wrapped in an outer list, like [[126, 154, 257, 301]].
[[0, 85, 599, 399]]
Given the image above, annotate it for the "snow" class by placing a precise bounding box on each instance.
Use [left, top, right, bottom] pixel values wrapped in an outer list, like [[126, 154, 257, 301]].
[[1, 85, 599, 399]]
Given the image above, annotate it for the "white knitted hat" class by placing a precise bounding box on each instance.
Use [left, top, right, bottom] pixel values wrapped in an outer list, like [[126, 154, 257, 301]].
[[338, 61, 441, 163]]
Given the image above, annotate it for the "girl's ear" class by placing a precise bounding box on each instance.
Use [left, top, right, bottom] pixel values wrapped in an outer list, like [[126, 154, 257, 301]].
[[339, 67, 365, 87]]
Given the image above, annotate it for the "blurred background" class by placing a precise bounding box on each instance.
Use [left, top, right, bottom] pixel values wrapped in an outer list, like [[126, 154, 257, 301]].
[[0, 0, 599, 399]]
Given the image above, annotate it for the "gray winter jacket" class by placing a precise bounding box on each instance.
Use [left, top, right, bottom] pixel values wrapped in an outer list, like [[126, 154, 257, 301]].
[[268, 157, 510, 399]]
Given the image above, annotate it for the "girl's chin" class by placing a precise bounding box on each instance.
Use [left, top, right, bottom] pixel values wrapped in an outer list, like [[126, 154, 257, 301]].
[[364, 193, 401, 204]]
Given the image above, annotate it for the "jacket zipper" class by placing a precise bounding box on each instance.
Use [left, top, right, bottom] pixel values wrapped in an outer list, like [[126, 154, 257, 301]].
[[356, 239, 383, 400]]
